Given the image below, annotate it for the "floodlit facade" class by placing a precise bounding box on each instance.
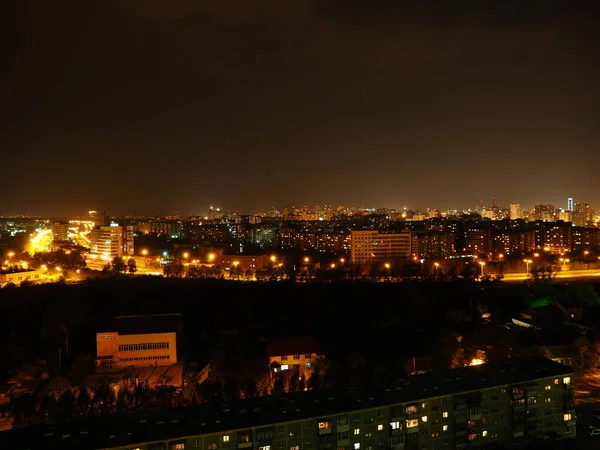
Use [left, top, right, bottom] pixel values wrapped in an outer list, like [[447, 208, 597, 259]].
[[88, 224, 134, 265], [509, 203, 521, 221], [96, 314, 181, 369], [350, 230, 411, 265], [0, 269, 44, 286], [5, 357, 575, 450]]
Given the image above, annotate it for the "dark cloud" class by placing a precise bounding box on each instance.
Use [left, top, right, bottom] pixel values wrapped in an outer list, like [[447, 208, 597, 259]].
[[1, 0, 598, 215]]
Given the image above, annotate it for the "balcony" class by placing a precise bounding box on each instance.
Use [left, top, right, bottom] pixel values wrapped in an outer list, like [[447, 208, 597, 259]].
[[238, 443, 253, 449]]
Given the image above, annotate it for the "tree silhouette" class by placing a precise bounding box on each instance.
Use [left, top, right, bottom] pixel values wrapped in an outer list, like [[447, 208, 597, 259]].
[[127, 258, 137, 274], [111, 257, 126, 274]]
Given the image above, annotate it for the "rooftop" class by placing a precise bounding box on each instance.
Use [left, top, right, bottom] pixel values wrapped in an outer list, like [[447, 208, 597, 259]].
[[109, 313, 183, 336], [0, 357, 572, 450], [266, 336, 322, 357]]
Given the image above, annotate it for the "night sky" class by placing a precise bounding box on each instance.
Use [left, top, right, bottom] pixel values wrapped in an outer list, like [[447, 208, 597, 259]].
[[2, 1, 599, 216]]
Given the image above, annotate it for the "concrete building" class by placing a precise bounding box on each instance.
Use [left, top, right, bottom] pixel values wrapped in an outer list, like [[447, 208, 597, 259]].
[[95, 314, 182, 370], [509, 203, 521, 221], [88, 224, 134, 268], [51, 221, 69, 242], [220, 254, 271, 272], [4, 357, 575, 450], [266, 337, 324, 372], [0, 269, 44, 286], [350, 230, 411, 265]]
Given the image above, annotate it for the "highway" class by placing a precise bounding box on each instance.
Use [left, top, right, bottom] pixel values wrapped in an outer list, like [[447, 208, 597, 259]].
[[502, 268, 600, 282]]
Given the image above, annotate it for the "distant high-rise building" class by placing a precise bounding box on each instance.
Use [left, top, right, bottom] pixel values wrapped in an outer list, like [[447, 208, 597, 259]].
[[51, 221, 69, 242], [509, 203, 521, 221], [533, 205, 555, 222], [88, 224, 134, 266], [573, 202, 591, 227], [568, 198, 574, 212], [89, 210, 107, 227]]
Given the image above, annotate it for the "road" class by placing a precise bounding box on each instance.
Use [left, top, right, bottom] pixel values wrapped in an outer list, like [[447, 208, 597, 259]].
[[502, 269, 600, 283]]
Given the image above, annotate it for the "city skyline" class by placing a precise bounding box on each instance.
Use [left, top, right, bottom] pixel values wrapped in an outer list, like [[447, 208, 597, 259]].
[[2, 1, 599, 216], [0, 194, 595, 219]]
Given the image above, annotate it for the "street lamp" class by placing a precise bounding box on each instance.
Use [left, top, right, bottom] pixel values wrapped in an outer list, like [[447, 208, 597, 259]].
[[533, 253, 540, 258], [523, 259, 532, 272], [141, 249, 148, 256], [479, 261, 485, 277], [270, 255, 277, 263], [183, 252, 189, 259], [340, 257, 345, 264], [384, 263, 390, 269], [330, 263, 336, 269], [304, 256, 310, 263], [233, 261, 239, 267], [208, 253, 215, 262], [434, 262, 440, 274]]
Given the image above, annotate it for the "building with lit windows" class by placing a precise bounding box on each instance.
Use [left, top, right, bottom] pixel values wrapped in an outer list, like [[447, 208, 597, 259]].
[[350, 230, 411, 265], [95, 314, 182, 370], [266, 337, 324, 372], [51, 221, 70, 242], [2, 357, 575, 450], [0, 269, 44, 286], [88, 224, 134, 268]]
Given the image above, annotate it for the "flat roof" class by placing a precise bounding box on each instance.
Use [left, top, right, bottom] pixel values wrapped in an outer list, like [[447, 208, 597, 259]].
[[0, 357, 572, 450], [109, 314, 183, 336]]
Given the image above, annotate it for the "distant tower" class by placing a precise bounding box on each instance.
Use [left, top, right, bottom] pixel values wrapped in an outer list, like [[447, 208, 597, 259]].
[[509, 203, 521, 221], [567, 198, 574, 212]]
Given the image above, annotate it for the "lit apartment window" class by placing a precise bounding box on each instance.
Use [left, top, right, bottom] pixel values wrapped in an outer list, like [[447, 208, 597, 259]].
[[290, 447, 299, 450], [421, 402, 427, 408], [390, 421, 400, 430], [319, 422, 331, 430], [354, 428, 360, 435], [545, 385, 551, 391], [442, 425, 448, 432], [223, 436, 230, 442], [564, 414, 572, 422], [442, 411, 448, 418], [354, 444, 360, 450], [377, 425, 383, 431], [406, 419, 419, 428], [563, 377, 571, 385], [258, 446, 270, 450], [281, 364, 289, 370], [554, 379, 559, 385], [482, 430, 488, 437], [545, 398, 552, 403], [405, 405, 418, 414], [421, 416, 427, 423], [468, 434, 477, 441]]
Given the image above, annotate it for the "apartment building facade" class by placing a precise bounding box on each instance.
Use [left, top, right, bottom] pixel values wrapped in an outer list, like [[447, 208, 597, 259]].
[[350, 230, 411, 265], [4, 357, 574, 450]]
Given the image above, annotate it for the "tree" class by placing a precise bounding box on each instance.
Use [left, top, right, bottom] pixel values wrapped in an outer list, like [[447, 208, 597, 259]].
[[163, 262, 184, 278], [127, 258, 137, 274], [111, 256, 126, 274]]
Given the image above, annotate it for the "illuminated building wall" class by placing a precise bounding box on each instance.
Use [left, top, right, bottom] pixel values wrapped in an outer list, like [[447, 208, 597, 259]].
[[350, 230, 411, 264]]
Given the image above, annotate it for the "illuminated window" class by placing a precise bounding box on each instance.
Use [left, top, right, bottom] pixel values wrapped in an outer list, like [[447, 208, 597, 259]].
[[442, 425, 448, 432], [545, 385, 551, 391], [354, 428, 360, 435], [258, 447, 270, 450], [564, 413, 572, 422], [554, 379, 559, 385], [354, 444, 360, 450], [281, 364, 288, 370], [545, 398, 552, 403], [468, 434, 477, 441], [563, 377, 571, 385], [442, 411, 448, 418], [421, 402, 427, 408], [406, 419, 419, 428], [482, 430, 488, 437], [377, 425, 383, 431], [319, 422, 331, 430], [223, 436, 230, 443], [390, 421, 401, 430], [405, 405, 418, 414], [421, 416, 427, 423]]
